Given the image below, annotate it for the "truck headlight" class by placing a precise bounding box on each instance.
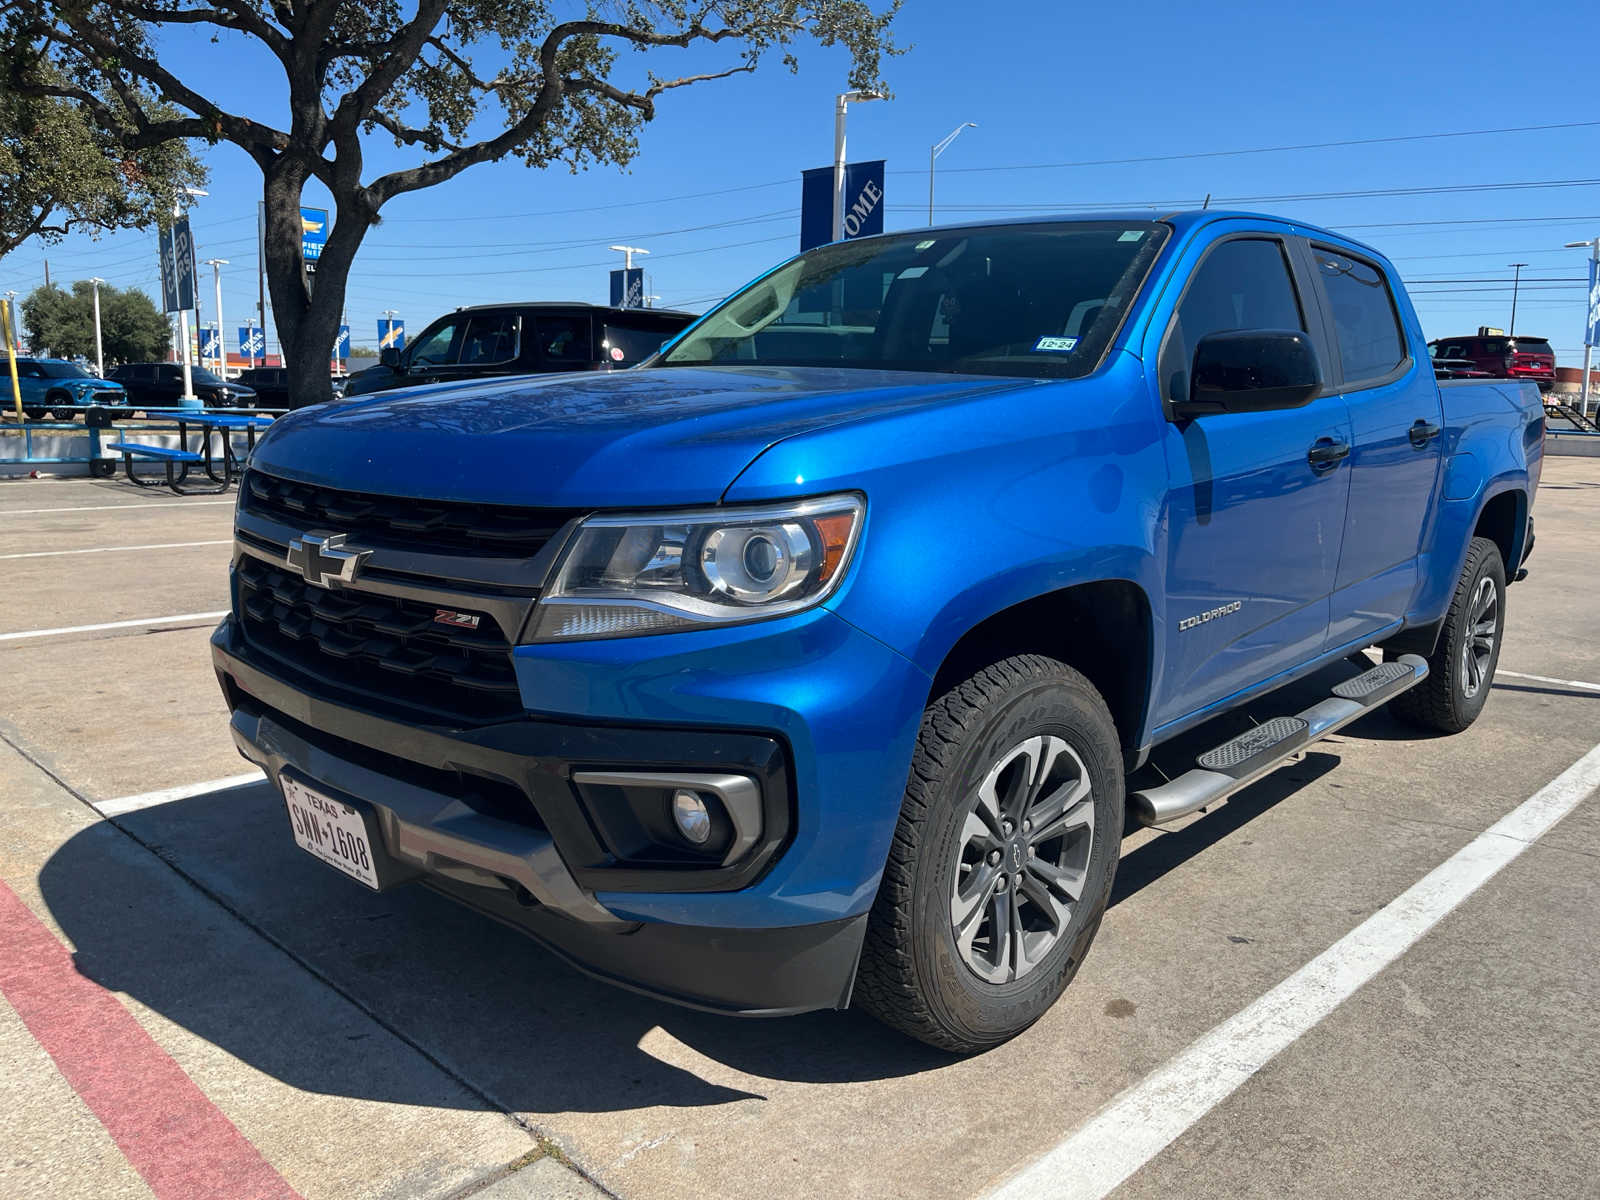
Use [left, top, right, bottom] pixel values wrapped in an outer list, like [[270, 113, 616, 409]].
[[527, 494, 863, 642]]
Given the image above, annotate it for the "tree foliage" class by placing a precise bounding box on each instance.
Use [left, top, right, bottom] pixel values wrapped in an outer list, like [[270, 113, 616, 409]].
[[21, 280, 170, 364], [0, 60, 206, 258], [6, 0, 900, 403]]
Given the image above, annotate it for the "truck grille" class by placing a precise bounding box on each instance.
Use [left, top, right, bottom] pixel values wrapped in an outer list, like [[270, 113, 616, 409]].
[[236, 555, 523, 723], [241, 469, 580, 560]]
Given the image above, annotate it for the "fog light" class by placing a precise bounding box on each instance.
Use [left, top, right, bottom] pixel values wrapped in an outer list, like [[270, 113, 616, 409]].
[[671, 789, 712, 844]]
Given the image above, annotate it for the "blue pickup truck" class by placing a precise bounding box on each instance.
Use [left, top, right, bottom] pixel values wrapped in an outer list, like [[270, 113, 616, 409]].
[[213, 211, 1542, 1052]]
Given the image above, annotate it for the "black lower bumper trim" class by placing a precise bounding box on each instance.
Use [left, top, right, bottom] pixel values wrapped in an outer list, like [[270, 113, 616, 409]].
[[428, 875, 867, 1016]]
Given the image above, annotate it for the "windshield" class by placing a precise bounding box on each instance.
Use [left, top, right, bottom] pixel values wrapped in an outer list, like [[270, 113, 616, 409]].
[[659, 221, 1169, 378], [39, 361, 93, 379], [191, 367, 225, 384]]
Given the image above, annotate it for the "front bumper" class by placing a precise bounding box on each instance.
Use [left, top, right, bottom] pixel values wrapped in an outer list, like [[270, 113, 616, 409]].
[[212, 612, 920, 1014]]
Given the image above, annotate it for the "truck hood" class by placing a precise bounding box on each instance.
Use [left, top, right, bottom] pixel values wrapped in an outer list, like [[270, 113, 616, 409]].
[[250, 365, 1038, 507]]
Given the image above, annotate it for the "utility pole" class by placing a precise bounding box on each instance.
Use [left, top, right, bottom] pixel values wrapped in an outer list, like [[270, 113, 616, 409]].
[[88, 277, 106, 377], [257, 201, 268, 364], [204, 258, 229, 378], [928, 122, 977, 224], [1565, 237, 1600, 419], [833, 89, 884, 242], [1508, 262, 1527, 336]]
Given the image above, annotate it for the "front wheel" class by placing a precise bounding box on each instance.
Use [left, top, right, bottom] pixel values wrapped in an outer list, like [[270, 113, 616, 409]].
[[855, 655, 1122, 1053], [1389, 536, 1506, 734]]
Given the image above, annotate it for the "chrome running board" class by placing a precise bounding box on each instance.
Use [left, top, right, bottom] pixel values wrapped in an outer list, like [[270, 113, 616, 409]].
[[1130, 654, 1429, 827]]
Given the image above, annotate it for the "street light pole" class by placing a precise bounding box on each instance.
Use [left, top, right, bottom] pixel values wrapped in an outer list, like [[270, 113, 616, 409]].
[[1508, 262, 1527, 336], [204, 258, 229, 377], [928, 122, 977, 225], [4, 290, 18, 351], [833, 90, 884, 242], [174, 186, 207, 403], [88, 277, 105, 377], [1565, 237, 1600, 419]]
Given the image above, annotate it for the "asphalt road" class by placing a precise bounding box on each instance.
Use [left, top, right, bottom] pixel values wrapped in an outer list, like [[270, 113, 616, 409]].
[[1, 463, 1596, 1200]]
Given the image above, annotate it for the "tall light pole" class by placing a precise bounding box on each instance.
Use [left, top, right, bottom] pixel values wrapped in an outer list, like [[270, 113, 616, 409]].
[[1566, 237, 1600, 418], [833, 89, 884, 242], [88, 277, 106, 377], [4, 290, 18, 351], [1508, 262, 1527, 336], [204, 258, 228, 377], [929, 122, 977, 224]]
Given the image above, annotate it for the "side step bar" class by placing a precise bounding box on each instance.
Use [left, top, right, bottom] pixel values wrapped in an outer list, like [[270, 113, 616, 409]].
[[1131, 654, 1428, 827]]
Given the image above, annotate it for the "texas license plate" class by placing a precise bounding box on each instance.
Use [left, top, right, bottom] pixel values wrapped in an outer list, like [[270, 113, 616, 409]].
[[280, 775, 380, 889]]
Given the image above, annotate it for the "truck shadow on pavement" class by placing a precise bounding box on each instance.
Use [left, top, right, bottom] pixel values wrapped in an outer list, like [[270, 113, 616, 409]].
[[40, 742, 1341, 1117]]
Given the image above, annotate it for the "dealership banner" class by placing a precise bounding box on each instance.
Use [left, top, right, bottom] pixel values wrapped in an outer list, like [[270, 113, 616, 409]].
[[1587, 259, 1599, 347], [199, 323, 221, 362], [610, 267, 645, 309], [239, 326, 265, 358], [378, 317, 405, 351], [158, 217, 197, 313], [334, 325, 351, 358], [301, 208, 328, 263], [800, 160, 886, 251]]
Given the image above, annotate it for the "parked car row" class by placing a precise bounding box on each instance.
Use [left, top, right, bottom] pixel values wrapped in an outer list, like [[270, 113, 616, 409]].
[[1428, 333, 1557, 391]]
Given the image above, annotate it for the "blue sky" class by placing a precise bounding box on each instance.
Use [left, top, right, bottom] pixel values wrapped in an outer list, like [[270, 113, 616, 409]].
[[6, 0, 1598, 360]]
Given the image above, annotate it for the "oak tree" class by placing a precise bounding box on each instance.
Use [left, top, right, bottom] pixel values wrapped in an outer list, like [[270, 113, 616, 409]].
[[8, 2, 899, 404]]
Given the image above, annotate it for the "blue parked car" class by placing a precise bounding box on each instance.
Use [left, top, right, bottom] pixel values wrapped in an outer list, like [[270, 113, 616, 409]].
[[212, 211, 1542, 1051], [5, 358, 126, 420]]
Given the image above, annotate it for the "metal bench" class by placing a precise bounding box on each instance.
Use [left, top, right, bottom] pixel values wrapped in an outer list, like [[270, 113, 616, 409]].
[[103, 441, 228, 494]]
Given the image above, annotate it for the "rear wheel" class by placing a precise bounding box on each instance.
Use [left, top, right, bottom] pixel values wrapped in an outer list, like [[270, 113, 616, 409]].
[[1389, 536, 1505, 734], [855, 655, 1122, 1053]]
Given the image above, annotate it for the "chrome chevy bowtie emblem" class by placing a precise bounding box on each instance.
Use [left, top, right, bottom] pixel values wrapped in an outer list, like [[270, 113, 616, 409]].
[[286, 531, 368, 589]]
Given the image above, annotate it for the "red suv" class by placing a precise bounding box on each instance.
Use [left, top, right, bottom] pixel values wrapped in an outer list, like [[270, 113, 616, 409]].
[[1428, 334, 1556, 392]]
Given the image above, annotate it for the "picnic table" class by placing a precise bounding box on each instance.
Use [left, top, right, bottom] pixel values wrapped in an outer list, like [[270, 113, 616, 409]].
[[105, 409, 275, 494]]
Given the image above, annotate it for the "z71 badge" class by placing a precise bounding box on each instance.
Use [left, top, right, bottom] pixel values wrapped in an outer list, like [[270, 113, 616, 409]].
[[1178, 600, 1242, 632], [433, 609, 482, 630]]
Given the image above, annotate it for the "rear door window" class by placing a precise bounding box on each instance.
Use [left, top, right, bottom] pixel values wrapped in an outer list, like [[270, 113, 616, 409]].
[[601, 319, 676, 366], [1314, 249, 1407, 386], [535, 315, 592, 366], [459, 312, 520, 365]]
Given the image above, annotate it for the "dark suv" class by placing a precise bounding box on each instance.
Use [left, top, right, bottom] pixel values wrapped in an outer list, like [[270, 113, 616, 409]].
[[342, 302, 697, 398], [1427, 334, 1557, 392], [109, 363, 257, 410], [235, 367, 290, 408]]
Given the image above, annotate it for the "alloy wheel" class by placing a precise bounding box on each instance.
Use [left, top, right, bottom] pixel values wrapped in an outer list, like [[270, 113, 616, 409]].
[[1461, 575, 1498, 699], [950, 735, 1095, 984]]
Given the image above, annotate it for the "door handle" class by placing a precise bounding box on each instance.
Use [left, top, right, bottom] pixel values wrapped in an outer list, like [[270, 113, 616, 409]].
[[1409, 418, 1442, 447], [1307, 438, 1350, 470]]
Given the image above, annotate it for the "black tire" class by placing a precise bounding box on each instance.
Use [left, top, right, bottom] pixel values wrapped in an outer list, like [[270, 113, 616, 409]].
[[855, 655, 1122, 1053], [1389, 536, 1505, 734], [22, 406, 47, 421]]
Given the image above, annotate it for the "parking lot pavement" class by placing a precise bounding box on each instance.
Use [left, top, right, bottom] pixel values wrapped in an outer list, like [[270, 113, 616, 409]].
[[0, 463, 1597, 1200]]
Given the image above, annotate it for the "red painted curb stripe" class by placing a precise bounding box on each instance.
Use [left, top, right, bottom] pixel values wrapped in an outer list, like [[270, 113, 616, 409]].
[[0, 880, 302, 1200]]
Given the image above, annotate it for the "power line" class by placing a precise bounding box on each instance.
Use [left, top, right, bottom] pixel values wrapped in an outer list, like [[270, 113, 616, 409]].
[[901, 120, 1600, 179]]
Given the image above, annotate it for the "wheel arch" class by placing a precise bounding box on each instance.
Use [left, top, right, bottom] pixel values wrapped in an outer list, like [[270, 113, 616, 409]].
[[927, 579, 1155, 761]]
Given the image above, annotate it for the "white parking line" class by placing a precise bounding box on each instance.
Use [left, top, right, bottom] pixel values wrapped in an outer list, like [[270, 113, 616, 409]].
[[0, 501, 235, 515], [985, 739, 1600, 1200], [97, 771, 267, 817], [1498, 669, 1600, 694], [0, 540, 230, 561], [0, 611, 228, 642]]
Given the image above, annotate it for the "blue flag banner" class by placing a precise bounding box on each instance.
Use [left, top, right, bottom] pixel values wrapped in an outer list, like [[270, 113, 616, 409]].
[[800, 160, 886, 251], [239, 326, 265, 358], [609, 267, 645, 308], [1587, 259, 1599, 348], [301, 208, 328, 263], [378, 317, 405, 351], [335, 325, 351, 358], [158, 217, 198, 313], [199, 324, 220, 361]]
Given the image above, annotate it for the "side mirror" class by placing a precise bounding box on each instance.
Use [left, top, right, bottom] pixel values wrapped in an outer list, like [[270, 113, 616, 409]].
[[379, 347, 403, 370], [1175, 329, 1322, 419]]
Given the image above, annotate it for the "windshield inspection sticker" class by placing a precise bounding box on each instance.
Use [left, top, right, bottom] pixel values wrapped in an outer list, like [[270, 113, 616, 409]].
[[1033, 336, 1078, 353], [1118, 230, 1145, 242]]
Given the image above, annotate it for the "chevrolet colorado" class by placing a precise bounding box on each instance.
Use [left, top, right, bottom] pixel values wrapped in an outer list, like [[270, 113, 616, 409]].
[[212, 211, 1542, 1052]]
